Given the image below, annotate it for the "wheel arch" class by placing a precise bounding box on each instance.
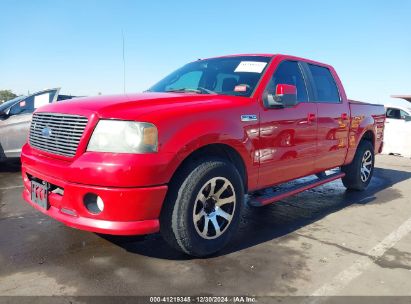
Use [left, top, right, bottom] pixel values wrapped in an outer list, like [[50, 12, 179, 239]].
[[169, 143, 248, 193], [361, 129, 375, 147], [344, 128, 376, 165]]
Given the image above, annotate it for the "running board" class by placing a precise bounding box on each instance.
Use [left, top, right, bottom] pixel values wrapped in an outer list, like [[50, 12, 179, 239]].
[[248, 172, 345, 207]]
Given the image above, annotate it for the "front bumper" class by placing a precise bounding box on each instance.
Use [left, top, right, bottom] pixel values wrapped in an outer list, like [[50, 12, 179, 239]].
[[22, 166, 168, 235]]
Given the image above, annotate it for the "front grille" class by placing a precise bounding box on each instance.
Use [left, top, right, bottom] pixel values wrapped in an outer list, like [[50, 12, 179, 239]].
[[29, 113, 88, 157]]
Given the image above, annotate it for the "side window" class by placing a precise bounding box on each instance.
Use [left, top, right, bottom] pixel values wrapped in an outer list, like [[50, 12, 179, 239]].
[[400, 109, 410, 119], [165, 71, 203, 91], [8, 90, 57, 116], [308, 64, 340, 103], [9, 97, 34, 115], [266, 61, 308, 102], [386, 108, 401, 119]]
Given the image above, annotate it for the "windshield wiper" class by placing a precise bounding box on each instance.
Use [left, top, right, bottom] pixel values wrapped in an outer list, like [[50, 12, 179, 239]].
[[166, 88, 200, 93], [197, 87, 217, 94], [165, 87, 216, 95]]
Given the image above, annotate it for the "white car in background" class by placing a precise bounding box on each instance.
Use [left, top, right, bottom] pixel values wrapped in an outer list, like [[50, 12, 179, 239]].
[[0, 88, 78, 160], [382, 105, 411, 157]]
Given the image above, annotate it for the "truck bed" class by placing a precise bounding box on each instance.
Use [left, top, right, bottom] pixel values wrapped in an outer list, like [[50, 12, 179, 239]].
[[348, 99, 385, 156], [349, 99, 385, 107]]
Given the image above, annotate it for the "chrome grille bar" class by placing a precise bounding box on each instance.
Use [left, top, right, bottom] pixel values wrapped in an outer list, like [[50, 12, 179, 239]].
[[29, 113, 88, 157]]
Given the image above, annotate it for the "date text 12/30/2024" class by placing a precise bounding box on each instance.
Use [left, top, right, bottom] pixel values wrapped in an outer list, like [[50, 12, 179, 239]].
[[149, 296, 257, 303]]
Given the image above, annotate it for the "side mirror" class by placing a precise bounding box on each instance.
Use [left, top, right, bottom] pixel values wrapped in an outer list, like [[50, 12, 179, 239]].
[[404, 116, 411, 122], [265, 84, 298, 108]]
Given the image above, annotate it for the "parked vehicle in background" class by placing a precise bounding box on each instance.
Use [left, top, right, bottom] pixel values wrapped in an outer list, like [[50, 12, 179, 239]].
[[0, 88, 77, 160], [382, 105, 411, 157], [21, 54, 385, 256]]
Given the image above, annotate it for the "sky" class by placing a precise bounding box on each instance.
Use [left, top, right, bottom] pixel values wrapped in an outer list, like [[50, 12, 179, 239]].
[[1, 0, 410, 106]]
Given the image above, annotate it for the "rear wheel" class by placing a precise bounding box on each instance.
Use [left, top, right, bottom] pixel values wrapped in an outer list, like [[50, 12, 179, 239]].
[[160, 159, 244, 257], [341, 140, 374, 191]]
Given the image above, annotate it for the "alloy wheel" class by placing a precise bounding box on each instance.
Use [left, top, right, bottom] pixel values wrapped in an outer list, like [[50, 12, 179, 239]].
[[193, 177, 236, 240], [360, 150, 373, 182]]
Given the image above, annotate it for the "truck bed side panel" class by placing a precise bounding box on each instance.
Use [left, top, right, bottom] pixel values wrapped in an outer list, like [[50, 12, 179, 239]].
[[344, 101, 385, 165]]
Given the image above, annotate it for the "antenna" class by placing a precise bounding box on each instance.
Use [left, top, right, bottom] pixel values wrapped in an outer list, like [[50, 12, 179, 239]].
[[122, 29, 126, 94]]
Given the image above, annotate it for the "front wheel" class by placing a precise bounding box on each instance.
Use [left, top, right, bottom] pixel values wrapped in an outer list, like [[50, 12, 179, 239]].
[[341, 140, 375, 191], [160, 159, 244, 257]]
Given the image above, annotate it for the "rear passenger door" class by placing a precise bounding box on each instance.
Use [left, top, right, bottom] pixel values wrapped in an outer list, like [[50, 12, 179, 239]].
[[303, 63, 350, 172]]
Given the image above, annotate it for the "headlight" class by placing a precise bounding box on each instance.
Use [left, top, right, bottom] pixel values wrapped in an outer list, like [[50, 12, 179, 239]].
[[87, 120, 158, 153]]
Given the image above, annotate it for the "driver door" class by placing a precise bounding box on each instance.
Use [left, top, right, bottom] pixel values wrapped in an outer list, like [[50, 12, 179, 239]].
[[258, 60, 318, 188], [0, 89, 59, 158]]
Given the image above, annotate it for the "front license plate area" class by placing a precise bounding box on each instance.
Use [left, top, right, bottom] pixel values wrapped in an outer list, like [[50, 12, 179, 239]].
[[31, 180, 49, 210]]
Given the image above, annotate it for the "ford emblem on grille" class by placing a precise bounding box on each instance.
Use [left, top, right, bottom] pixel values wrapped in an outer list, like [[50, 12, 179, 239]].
[[41, 127, 52, 137]]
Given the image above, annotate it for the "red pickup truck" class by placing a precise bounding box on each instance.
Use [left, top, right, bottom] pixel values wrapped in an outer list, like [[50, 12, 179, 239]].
[[21, 54, 385, 256]]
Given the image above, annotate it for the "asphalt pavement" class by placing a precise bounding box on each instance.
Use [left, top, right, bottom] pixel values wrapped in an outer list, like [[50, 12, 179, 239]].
[[0, 155, 410, 301]]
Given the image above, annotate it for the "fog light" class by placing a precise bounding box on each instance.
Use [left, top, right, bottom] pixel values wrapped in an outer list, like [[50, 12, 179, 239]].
[[84, 193, 104, 214]]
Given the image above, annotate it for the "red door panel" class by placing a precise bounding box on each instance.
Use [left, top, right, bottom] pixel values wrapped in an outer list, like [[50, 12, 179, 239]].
[[315, 103, 350, 171], [258, 102, 318, 188]]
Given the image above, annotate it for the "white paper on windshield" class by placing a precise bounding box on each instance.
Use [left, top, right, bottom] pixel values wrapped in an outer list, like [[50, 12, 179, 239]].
[[234, 61, 267, 73], [34, 93, 50, 109]]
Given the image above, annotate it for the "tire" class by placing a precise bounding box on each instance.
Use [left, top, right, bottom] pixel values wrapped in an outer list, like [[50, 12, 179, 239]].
[[160, 159, 244, 257], [341, 140, 374, 191]]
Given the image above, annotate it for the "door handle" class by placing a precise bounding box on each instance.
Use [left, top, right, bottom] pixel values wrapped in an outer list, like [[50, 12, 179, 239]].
[[307, 113, 316, 122]]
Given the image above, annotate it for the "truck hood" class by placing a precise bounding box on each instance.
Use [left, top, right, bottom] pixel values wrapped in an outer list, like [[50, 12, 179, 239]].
[[37, 92, 243, 119]]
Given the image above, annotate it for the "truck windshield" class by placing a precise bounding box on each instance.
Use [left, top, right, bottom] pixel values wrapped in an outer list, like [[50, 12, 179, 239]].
[[148, 56, 271, 97]]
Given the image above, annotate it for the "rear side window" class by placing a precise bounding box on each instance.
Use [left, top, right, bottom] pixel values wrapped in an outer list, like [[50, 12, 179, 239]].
[[266, 61, 308, 102], [308, 64, 340, 103]]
